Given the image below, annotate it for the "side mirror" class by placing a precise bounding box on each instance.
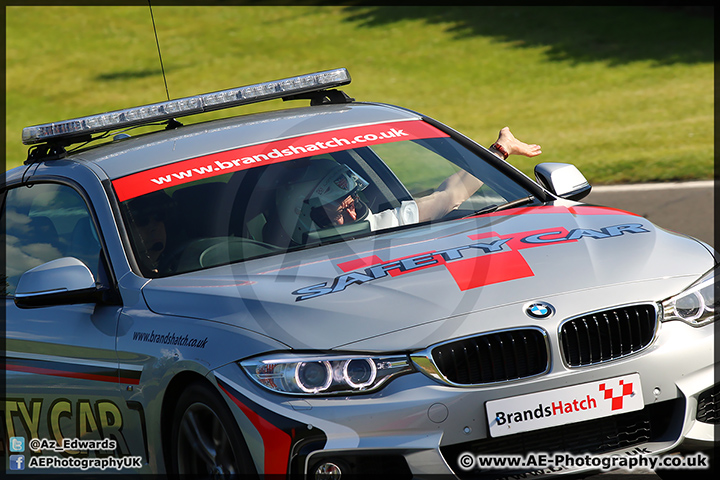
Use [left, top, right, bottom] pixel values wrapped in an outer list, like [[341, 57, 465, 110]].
[[14, 257, 104, 308], [534, 162, 592, 201]]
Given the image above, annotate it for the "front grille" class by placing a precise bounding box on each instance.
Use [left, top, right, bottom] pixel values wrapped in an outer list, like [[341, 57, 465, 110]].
[[697, 384, 720, 424], [431, 328, 548, 385], [560, 304, 657, 367], [442, 399, 680, 479]]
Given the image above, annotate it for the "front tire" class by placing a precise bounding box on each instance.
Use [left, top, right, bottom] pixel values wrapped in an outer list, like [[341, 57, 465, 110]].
[[170, 381, 257, 477]]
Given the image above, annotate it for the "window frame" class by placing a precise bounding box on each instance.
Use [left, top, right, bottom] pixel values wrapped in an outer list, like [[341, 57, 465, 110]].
[[2, 178, 117, 301]]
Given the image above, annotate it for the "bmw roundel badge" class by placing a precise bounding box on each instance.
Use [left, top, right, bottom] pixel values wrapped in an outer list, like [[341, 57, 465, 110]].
[[525, 302, 554, 319]]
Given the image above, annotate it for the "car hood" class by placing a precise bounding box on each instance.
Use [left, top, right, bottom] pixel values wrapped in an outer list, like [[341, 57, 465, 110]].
[[141, 204, 714, 350]]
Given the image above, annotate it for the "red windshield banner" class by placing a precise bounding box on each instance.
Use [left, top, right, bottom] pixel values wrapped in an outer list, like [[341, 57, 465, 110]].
[[112, 120, 449, 202]]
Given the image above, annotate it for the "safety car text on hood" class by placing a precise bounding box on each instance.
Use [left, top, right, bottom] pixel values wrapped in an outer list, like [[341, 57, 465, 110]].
[[292, 223, 650, 301]]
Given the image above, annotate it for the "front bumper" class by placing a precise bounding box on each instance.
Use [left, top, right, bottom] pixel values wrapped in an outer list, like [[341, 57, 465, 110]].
[[213, 319, 716, 478]]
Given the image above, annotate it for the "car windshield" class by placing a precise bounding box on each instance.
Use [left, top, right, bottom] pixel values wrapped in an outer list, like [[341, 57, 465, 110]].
[[116, 120, 534, 277]]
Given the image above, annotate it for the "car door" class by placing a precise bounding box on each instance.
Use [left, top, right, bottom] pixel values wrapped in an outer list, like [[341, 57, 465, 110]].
[[2, 181, 144, 465]]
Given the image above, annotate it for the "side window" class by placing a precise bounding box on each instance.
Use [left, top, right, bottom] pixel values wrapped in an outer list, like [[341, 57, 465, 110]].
[[2, 183, 101, 297]]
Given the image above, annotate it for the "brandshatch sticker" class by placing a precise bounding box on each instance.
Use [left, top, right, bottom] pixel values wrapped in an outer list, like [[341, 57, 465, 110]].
[[112, 120, 447, 202], [485, 373, 644, 437]]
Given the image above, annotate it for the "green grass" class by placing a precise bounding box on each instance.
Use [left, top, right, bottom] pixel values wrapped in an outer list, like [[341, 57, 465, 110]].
[[6, 6, 713, 184]]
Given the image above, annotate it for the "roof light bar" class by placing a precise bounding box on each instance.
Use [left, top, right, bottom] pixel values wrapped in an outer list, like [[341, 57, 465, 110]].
[[22, 68, 351, 146]]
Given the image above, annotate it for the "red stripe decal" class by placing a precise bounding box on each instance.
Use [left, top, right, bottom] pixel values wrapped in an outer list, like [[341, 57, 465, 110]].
[[336, 255, 383, 272], [478, 205, 640, 217], [5, 364, 135, 384], [112, 120, 448, 202], [219, 384, 292, 476], [117, 375, 142, 385]]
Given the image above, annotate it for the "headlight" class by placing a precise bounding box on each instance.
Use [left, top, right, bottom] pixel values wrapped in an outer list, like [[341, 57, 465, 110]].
[[240, 354, 414, 395], [662, 266, 718, 326]]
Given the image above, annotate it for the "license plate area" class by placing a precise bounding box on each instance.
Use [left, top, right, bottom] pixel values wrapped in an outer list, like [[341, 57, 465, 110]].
[[486, 373, 643, 437]]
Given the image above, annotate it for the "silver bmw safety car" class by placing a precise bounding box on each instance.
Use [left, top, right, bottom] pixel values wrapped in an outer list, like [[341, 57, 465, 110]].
[[3, 68, 716, 478]]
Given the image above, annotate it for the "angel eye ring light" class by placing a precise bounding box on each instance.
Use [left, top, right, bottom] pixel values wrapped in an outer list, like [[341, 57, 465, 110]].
[[21, 68, 351, 146]]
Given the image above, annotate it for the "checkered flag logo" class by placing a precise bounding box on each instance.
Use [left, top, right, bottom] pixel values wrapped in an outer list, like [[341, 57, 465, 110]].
[[599, 379, 634, 411]]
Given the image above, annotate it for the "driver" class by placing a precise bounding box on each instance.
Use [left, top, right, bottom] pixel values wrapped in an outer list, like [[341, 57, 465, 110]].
[[275, 127, 541, 244], [125, 191, 175, 275], [275, 158, 381, 244]]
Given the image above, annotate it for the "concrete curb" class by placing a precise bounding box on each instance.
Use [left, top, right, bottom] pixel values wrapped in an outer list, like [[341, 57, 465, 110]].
[[591, 180, 714, 193]]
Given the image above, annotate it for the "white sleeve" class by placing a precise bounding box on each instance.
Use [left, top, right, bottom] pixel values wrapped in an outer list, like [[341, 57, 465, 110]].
[[367, 200, 419, 231]]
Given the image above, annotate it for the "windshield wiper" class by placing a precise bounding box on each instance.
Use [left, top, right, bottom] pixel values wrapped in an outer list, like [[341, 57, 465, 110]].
[[467, 195, 536, 217]]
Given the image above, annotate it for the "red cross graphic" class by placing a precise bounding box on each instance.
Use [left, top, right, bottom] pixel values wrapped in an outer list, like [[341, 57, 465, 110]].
[[333, 206, 641, 293], [599, 380, 634, 411], [336, 226, 576, 291]]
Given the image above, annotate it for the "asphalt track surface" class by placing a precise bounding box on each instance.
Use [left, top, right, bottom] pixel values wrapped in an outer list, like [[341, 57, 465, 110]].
[[580, 181, 714, 478], [585, 180, 714, 248]]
